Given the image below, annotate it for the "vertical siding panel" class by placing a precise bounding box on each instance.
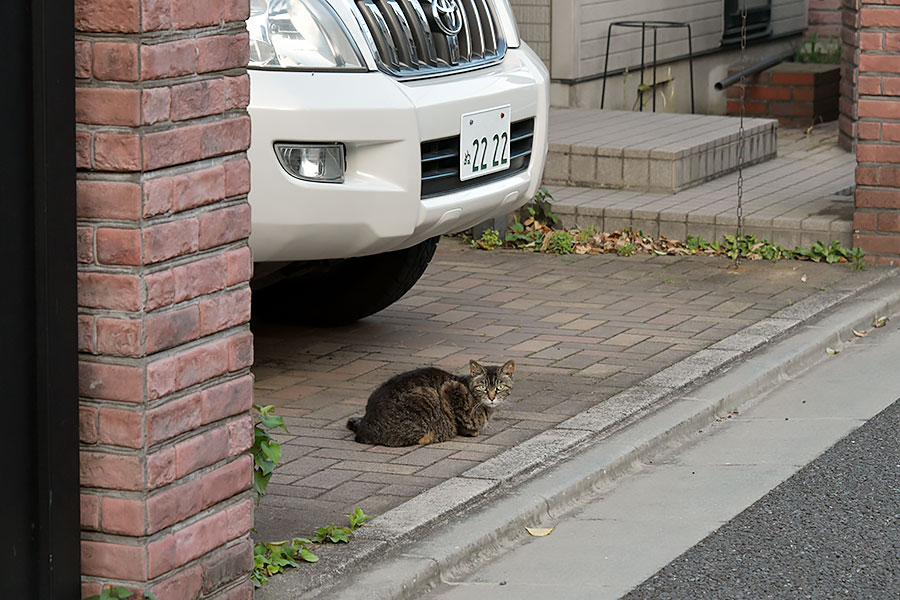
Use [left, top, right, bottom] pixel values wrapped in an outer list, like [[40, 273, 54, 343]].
[[771, 0, 808, 37], [518, 0, 808, 81], [577, 0, 722, 79]]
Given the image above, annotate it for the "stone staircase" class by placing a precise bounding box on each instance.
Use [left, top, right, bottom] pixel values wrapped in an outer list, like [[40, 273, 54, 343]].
[[543, 109, 778, 193], [544, 122, 855, 250]]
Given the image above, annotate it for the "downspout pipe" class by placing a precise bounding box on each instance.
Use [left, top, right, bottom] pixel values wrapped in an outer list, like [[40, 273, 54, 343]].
[[714, 47, 796, 90]]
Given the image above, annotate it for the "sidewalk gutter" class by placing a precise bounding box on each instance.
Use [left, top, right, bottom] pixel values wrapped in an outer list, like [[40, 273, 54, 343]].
[[257, 269, 900, 600]]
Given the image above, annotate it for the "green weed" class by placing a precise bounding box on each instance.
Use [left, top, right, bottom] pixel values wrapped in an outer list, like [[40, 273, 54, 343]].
[[253, 507, 373, 587], [505, 216, 544, 249], [85, 587, 156, 600], [575, 225, 599, 244], [525, 186, 559, 228], [617, 242, 637, 257], [252, 404, 288, 503], [546, 230, 575, 254], [476, 228, 503, 250], [348, 506, 373, 529], [795, 33, 841, 64]]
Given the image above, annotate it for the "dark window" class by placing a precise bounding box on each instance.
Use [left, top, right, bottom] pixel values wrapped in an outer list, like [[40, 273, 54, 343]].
[[723, 0, 772, 45]]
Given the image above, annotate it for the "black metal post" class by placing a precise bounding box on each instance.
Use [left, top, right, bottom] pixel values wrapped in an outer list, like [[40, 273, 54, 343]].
[[652, 27, 658, 112], [640, 23, 646, 111], [687, 24, 695, 113], [601, 21, 696, 114], [601, 23, 612, 109], [0, 0, 79, 597]]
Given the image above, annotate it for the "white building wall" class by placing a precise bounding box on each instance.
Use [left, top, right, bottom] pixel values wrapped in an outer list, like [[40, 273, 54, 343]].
[[532, 0, 808, 81], [576, 0, 723, 80], [771, 0, 808, 36]]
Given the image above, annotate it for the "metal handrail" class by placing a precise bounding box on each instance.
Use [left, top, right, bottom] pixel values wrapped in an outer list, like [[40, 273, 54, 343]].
[[713, 47, 795, 90]]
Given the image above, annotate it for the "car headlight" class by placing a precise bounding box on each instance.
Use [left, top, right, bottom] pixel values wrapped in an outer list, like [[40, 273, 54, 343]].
[[248, 0, 367, 69], [492, 0, 520, 48]]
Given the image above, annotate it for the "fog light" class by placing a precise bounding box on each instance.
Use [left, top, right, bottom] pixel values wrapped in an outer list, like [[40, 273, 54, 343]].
[[274, 143, 345, 183]]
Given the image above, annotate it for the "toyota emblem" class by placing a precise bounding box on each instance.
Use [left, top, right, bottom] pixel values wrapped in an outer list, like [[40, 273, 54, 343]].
[[432, 0, 463, 36]]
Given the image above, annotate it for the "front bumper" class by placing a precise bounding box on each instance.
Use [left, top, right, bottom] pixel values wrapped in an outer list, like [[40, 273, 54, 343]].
[[248, 44, 549, 262]]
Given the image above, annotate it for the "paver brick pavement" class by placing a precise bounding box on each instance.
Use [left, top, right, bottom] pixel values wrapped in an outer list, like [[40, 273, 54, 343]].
[[252, 238, 862, 540]]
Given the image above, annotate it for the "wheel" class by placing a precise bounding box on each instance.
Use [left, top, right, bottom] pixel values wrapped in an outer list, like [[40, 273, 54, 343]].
[[254, 237, 439, 326]]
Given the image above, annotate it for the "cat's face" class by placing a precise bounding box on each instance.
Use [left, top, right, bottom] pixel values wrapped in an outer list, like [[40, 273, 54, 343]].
[[468, 360, 515, 408]]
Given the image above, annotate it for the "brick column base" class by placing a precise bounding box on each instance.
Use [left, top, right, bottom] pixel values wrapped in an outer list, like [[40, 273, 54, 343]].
[[75, 0, 255, 597], [840, 0, 861, 150], [853, 0, 900, 265]]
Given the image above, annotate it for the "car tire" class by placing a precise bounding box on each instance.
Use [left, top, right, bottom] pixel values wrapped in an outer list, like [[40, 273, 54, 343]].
[[256, 237, 440, 326]]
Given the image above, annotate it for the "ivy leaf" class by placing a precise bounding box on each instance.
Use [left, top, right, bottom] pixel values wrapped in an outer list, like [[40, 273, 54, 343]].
[[298, 546, 319, 562], [260, 440, 282, 465], [254, 427, 271, 445], [253, 449, 273, 470], [253, 469, 272, 496], [254, 404, 289, 432]]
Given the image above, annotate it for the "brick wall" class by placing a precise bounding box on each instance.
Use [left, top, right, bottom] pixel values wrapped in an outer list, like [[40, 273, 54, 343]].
[[810, 0, 844, 37], [75, 0, 255, 597], [725, 63, 840, 128], [840, 0, 861, 150], [853, 0, 900, 264]]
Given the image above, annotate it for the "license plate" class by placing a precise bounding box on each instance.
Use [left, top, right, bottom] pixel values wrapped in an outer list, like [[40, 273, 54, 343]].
[[460, 105, 511, 181]]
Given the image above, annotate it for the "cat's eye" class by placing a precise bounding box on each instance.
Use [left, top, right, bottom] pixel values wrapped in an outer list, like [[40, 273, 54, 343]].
[[497, 384, 507, 390]]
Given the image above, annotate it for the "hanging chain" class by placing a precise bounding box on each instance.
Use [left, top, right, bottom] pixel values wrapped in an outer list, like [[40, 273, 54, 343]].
[[734, 2, 748, 268]]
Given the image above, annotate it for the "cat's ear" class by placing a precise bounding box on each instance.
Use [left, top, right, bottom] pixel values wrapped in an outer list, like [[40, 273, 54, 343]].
[[469, 360, 486, 377], [500, 360, 515, 377]]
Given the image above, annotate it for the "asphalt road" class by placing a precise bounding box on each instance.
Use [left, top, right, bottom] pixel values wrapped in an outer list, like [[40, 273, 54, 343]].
[[624, 396, 900, 600]]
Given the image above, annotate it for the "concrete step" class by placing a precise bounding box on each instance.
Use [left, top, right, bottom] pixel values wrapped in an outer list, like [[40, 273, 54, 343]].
[[543, 109, 778, 193], [545, 122, 856, 250]]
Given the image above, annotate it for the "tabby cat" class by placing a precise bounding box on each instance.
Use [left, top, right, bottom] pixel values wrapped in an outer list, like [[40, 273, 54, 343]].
[[346, 360, 515, 447]]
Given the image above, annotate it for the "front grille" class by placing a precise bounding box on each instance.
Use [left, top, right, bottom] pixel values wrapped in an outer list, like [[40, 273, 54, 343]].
[[420, 118, 533, 198], [354, 0, 507, 77]]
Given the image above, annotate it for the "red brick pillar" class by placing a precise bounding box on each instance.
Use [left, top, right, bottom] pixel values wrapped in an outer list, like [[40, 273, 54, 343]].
[[853, 1, 900, 265], [75, 0, 255, 597], [839, 0, 861, 150]]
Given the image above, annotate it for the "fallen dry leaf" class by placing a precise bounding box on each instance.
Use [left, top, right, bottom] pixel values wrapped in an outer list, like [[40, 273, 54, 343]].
[[852, 329, 868, 338], [525, 527, 554, 537], [540, 232, 554, 253], [873, 316, 889, 328], [826, 347, 840, 355]]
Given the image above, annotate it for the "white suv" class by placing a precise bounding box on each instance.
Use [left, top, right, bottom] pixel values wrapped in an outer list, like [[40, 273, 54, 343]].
[[247, 0, 549, 323]]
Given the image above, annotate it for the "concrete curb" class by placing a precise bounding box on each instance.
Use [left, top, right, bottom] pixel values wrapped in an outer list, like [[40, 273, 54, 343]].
[[257, 268, 900, 600]]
